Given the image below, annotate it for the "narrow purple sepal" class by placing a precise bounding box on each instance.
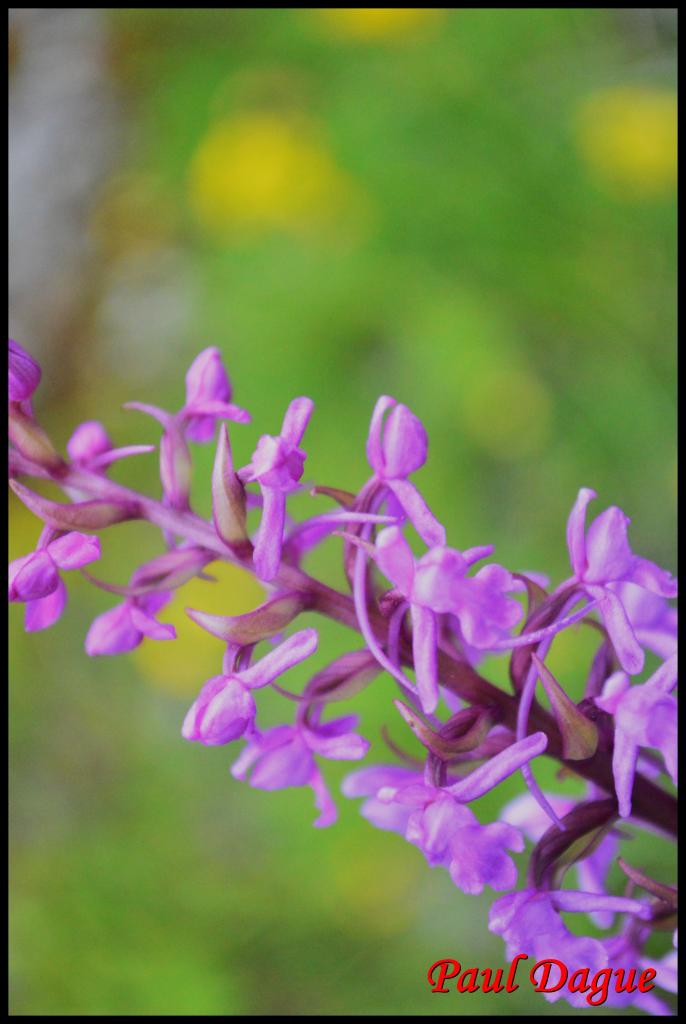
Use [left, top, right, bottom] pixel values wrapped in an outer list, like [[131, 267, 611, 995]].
[[240, 628, 318, 689], [25, 577, 67, 631], [446, 732, 548, 802]]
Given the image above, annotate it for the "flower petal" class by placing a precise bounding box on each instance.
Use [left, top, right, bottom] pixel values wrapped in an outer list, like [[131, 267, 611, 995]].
[[67, 420, 112, 462], [128, 604, 176, 641], [612, 726, 639, 818], [47, 532, 101, 571], [311, 768, 338, 828], [566, 487, 596, 578], [446, 732, 548, 802], [240, 628, 318, 689], [85, 603, 141, 656], [253, 486, 286, 582], [189, 677, 255, 745], [549, 890, 651, 919], [595, 670, 630, 715], [381, 403, 427, 478], [280, 396, 314, 447], [629, 557, 678, 598], [592, 586, 645, 675], [25, 578, 67, 631], [411, 604, 439, 714], [9, 339, 41, 402], [185, 347, 231, 406], [249, 734, 314, 790], [341, 764, 417, 798], [584, 506, 636, 584], [449, 822, 523, 895], [366, 395, 395, 474], [305, 725, 369, 761], [375, 525, 415, 595], [9, 550, 59, 601], [386, 479, 446, 547]]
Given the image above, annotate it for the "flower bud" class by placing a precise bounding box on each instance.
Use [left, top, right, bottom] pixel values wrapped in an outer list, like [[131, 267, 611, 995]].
[[381, 403, 428, 478], [186, 591, 308, 644], [182, 675, 256, 745], [185, 347, 232, 408], [10, 480, 137, 530], [8, 404, 63, 471], [67, 421, 112, 463], [212, 424, 248, 551]]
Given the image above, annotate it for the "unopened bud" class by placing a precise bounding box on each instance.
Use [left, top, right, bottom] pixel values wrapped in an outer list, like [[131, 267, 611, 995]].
[[186, 591, 308, 644], [10, 480, 137, 530], [8, 404, 64, 472], [212, 424, 248, 552]]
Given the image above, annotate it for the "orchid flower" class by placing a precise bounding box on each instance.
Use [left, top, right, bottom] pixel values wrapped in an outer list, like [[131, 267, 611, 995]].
[[182, 629, 318, 745], [566, 488, 677, 674], [595, 654, 677, 817], [9, 531, 101, 630], [238, 397, 313, 581]]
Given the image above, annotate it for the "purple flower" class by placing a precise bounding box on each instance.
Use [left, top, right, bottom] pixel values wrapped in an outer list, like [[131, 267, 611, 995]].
[[232, 712, 369, 827], [340, 764, 420, 833], [600, 933, 675, 1013], [8, 339, 41, 403], [182, 628, 318, 745], [182, 347, 250, 442], [371, 526, 522, 712], [609, 581, 677, 660], [566, 488, 677, 674], [125, 348, 250, 510], [595, 654, 677, 818], [68, 421, 111, 462], [239, 397, 314, 581], [366, 396, 445, 547], [67, 420, 154, 471], [639, 931, 678, 1004], [9, 532, 101, 631], [344, 733, 547, 894], [85, 591, 176, 655], [489, 890, 608, 1007], [490, 888, 651, 1008]]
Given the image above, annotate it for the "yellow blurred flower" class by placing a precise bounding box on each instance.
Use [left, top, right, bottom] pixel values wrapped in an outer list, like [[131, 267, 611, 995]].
[[460, 364, 552, 461], [313, 8, 443, 41], [575, 86, 677, 197], [132, 560, 264, 697], [189, 112, 367, 239]]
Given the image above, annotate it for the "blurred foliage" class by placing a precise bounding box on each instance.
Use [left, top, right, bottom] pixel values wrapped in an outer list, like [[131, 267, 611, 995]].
[[10, 7, 676, 1016]]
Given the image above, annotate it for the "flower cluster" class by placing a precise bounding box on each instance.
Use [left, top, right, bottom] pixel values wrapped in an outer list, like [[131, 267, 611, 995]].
[[8, 339, 677, 1014]]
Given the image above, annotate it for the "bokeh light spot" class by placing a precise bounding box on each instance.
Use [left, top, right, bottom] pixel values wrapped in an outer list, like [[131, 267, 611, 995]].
[[312, 8, 444, 41], [575, 86, 677, 198], [189, 112, 368, 240]]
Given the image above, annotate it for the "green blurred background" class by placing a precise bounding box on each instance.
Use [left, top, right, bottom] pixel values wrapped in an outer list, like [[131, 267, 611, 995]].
[[9, 8, 676, 1015]]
